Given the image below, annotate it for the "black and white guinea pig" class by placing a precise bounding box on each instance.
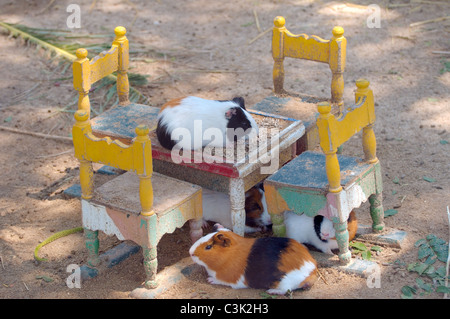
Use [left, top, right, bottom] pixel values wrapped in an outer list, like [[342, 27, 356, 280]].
[[202, 183, 272, 233], [189, 224, 318, 295], [285, 210, 358, 254], [156, 96, 259, 150]]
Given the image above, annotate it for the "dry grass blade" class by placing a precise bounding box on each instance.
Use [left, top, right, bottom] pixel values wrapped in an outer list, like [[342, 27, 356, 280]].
[[248, 27, 272, 45], [0, 21, 77, 61], [253, 9, 261, 33], [0, 22, 150, 105], [409, 15, 450, 27], [0, 125, 72, 142], [10, 83, 40, 104]]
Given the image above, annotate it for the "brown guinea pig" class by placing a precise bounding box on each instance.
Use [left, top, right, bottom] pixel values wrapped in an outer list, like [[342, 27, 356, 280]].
[[202, 183, 272, 233], [189, 224, 318, 295]]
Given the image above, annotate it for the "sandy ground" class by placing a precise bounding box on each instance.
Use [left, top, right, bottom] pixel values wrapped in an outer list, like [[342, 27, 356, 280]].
[[0, 0, 449, 300]]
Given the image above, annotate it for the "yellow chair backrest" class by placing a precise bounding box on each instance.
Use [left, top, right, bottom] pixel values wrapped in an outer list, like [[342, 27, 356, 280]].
[[73, 26, 130, 118], [316, 79, 377, 193], [72, 110, 154, 216], [272, 16, 346, 109]]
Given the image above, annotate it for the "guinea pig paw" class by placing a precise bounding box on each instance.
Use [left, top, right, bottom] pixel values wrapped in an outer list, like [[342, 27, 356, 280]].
[[207, 276, 222, 285], [266, 288, 286, 295]]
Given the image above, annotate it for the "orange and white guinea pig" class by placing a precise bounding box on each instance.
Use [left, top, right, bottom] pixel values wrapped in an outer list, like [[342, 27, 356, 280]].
[[189, 224, 318, 295], [156, 96, 258, 150], [202, 183, 272, 233]]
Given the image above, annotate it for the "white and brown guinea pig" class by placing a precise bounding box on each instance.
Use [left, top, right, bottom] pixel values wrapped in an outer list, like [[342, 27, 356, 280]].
[[202, 183, 272, 233], [285, 210, 357, 254], [156, 96, 258, 150], [189, 224, 318, 295]]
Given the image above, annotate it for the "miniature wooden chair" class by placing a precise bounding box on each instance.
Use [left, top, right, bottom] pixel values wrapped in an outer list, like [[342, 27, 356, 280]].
[[73, 26, 161, 142], [264, 79, 384, 264], [252, 16, 346, 153], [71, 27, 203, 289]]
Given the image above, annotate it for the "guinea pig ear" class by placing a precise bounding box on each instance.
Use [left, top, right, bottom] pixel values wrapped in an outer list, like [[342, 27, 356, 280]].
[[225, 108, 238, 120], [232, 97, 246, 109], [213, 233, 231, 247]]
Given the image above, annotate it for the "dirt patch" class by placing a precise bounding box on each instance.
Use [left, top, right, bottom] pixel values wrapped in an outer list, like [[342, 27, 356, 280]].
[[0, 0, 449, 299]]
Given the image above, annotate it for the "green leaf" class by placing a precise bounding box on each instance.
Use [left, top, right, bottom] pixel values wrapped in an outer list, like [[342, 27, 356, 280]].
[[418, 246, 433, 259], [415, 278, 432, 293], [407, 262, 418, 271], [424, 255, 437, 265], [423, 265, 435, 277], [428, 236, 446, 246], [36, 275, 53, 283], [4, 116, 12, 123], [384, 209, 398, 217], [401, 285, 416, 298], [259, 291, 278, 299], [361, 250, 372, 260], [435, 247, 449, 262], [394, 259, 407, 267], [440, 140, 449, 145], [371, 245, 382, 252], [349, 241, 368, 251], [434, 266, 447, 278], [440, 60, 450, 74], [422, 176, 436, 183], [435, 286, 450, 294], [414, 239, 427, 247], [393, 177, 400, 184], [415, 263, 431, 276], [408, 262, 431, 275], [241, 22, 255, 27]]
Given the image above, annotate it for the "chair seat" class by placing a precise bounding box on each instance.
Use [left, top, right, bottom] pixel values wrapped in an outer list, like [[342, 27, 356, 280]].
[[252, 95, 326, 125], [83, 171, 202, 247], [251, 95, 336, 153], [92, 171, 202, 216], [265, 151, 381, 220], [90, 103, 161, 142], [267, 151, 372, 190]]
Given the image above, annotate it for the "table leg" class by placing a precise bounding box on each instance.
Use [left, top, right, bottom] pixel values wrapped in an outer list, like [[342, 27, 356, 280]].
[[189, 218, 203, 243], [229, 178, 246, 236]]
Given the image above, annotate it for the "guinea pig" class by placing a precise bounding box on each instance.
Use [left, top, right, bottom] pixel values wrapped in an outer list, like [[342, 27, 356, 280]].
[[156, 96, 259, 150], [284, 210, 357, 255], [202, 183, 272, 233], [189, 224, 318, 295]]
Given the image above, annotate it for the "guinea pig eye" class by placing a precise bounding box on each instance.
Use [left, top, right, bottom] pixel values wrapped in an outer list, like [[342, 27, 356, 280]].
[[205, 244, 212, 250]]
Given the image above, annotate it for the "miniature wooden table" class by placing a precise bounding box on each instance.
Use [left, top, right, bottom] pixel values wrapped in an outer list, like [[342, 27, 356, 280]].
[[91, 103, 305, 236]]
